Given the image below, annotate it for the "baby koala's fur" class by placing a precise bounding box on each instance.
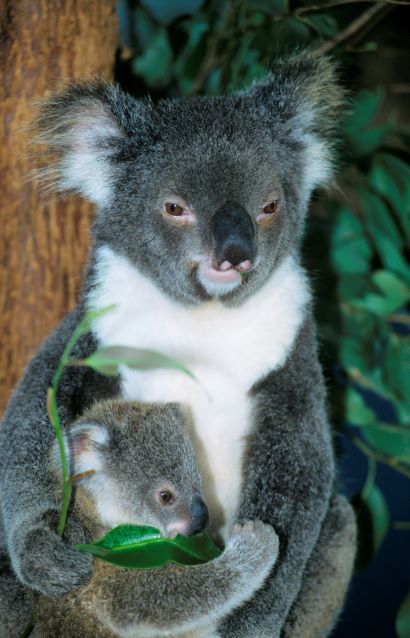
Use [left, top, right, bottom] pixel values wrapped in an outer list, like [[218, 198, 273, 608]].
[[0, 399, 355, 638], [34, 400, 279, 638]]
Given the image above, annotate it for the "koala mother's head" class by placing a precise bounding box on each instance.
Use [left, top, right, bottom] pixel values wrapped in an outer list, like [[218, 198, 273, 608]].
[[35, 54, 342, 305]]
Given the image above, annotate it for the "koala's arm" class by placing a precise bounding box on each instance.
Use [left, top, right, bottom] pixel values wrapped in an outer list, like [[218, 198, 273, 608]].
[[84, 521, 279, 638], [0, 306, 118, 597], [219, 314, 336, 638]]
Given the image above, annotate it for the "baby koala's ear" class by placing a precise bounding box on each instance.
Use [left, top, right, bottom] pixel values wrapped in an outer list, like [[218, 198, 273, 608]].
[[50, 422, 109, 481]]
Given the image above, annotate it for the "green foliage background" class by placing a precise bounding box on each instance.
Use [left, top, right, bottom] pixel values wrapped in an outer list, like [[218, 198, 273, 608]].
[[117, 0, 410, 633]]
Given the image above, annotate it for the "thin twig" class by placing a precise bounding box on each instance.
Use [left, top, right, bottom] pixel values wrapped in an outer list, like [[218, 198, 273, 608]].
[[352, 435, 410, 479], [392, 521, 410, 530], [387, 313, 410, 325], [295, 0, 410, 15], [312, 3, 391, 55]]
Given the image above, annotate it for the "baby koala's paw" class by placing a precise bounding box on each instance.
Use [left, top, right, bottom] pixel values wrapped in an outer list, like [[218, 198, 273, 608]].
[[228, 520, 279, 573], [11, 511, 93, 597]]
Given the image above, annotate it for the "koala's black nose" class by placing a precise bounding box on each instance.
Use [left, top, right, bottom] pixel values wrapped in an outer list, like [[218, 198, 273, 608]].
[[211, 202, 256, 269], [189, 495, 209, 535]]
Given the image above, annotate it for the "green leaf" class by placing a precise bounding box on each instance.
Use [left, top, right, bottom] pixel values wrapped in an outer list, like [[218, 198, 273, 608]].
[[353, 471, 389, 570], [361, 425, 410, 463], [76, 524, 222, 569], [340, 337, 371, 375], [75, 346, 196, 380], [385, 334, 410, 407], [396, 590, 410, 638], [140, 0, 205, 25], [343, 90, 390, 157], [373, 270, 410, 300], [76, 306, 117, 340], [92, 524, 161, 548], [302, 13, 339, 39], [362, 482, 389, 554], [352, 271, 410, 317], [346, 90, 383, 131], [227, 32, 256, 90], [373, 235, 410, 284], [175, 18, 208, 89], [374, 153, 410, 242], [353, 270, 409, 317], [132, 29, 173, 87], [356, 187, 409, 283], [346, 388, 376, 426], [331, 207, 371, 275], [358, 187, 402, 247], [244, 0, 287, 15]]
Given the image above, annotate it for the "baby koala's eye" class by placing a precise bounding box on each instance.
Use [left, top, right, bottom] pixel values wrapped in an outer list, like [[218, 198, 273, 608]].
[[262, 201, 278, 214], [165, 202, 184, 216], [159, 490, 176, 505]]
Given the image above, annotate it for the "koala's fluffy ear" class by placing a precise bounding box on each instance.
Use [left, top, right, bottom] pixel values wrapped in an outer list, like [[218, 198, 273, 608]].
[[50, 422, 109, 481], [33, 82, 151, 206], [243, 53, 344, 192]]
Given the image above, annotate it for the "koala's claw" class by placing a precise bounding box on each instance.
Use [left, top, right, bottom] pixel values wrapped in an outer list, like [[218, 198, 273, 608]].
[[11, 514, 93, 597]]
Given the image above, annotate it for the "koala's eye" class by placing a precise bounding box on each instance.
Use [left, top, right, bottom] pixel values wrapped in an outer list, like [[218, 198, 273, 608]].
[[165, 202, 184, 216], [159, 490, 176, 505], [262, 201, 278, 214]]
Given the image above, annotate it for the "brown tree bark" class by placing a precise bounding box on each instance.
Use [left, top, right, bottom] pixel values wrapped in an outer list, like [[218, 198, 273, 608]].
[[0, 1, 118, 414]]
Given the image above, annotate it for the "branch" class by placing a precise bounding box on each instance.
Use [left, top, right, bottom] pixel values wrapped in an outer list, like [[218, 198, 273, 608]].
[[352, 435, 410, 479], [295, 0, 410, 15], [312, 3, 392, 55]]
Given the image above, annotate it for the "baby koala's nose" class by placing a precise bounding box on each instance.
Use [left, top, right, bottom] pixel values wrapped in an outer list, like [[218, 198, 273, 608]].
[[189, 495, 209, 535]]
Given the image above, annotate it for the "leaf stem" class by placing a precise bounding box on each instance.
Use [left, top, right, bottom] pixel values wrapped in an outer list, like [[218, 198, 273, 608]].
[[352, 435, 410, 479], [362, 457, 377, 500], [49, 316, 94, 537]]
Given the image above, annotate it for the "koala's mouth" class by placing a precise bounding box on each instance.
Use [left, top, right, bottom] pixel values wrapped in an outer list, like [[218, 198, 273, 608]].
[[200, 260, 242, 284], [196, 257, 243, 296]]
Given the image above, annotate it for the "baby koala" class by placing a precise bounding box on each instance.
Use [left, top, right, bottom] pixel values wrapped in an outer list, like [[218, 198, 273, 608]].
[[32, 400, 279, 638]]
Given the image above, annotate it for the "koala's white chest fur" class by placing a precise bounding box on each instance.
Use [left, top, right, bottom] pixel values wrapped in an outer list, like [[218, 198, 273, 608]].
[[88, 246, 309, 538]]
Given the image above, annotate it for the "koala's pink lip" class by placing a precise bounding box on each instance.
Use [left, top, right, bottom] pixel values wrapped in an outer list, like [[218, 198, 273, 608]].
[[198, 260, 241, 284]]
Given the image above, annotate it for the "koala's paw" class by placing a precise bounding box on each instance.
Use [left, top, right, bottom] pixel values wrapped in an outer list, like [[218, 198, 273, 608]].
[[228, 520, 279, 573], [11, 512, 93, 597]]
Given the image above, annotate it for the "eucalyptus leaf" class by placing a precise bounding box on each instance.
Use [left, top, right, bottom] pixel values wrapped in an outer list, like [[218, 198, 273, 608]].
[[353, 481, 389, 570], [302, 13, 339, 39], [361, 425, 410, 463], [76, 524, 222, 569], [76, 306, 117, 340], [376, 153, 410, 241], [76, 346, 196, 380], [362, 482, 389, 554], [244, 0, 287, 15], [140, 0, 205, 25], [345, 90, 383, 132], [343, 90, 390, 157], [132, 29, 172, 87], [346, 388, 376, 426], [385, 334, 410, 406], [358, 187, 402, 247], [396, 589, 410, 638], [331, 208, 371, 276]]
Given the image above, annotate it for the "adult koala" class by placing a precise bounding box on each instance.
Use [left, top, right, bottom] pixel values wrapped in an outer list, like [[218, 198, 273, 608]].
[[0, 54, 356, 637]]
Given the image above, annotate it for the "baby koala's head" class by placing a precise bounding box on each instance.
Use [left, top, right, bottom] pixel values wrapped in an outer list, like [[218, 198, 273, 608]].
[[51, 400, 209, 539]]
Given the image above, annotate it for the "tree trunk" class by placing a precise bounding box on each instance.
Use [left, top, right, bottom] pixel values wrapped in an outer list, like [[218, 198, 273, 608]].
[[0, 1, 118, 413]]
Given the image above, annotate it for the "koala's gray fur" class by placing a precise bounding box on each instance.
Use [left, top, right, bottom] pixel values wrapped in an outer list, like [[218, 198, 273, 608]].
[[0, 53, 356, 637]]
